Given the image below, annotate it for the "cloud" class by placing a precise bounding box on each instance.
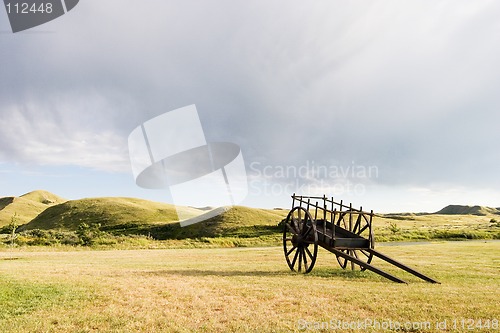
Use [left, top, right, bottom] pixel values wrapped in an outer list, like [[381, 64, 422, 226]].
[[1, 0, 500, 196], [0, 92, 130, 172]]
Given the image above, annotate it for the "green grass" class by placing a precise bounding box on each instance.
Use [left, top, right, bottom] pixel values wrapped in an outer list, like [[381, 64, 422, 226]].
[[0, 279, 86, 320], [375, 213, 500, 242], [0, 241, 498, 332]]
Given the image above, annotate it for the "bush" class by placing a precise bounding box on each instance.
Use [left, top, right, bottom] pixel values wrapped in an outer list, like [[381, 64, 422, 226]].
[[53, 231, 80, 246], [76, 223, 103, 246], [388, 222, 401, 234], [14, 229, 80, 246]]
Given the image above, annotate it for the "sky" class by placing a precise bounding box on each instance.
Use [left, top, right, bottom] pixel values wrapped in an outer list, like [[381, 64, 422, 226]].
[[1, 0, 500, 213]]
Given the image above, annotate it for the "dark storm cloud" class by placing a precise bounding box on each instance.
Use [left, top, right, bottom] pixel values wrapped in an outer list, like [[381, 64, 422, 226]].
[[1, 0, 500, 191]]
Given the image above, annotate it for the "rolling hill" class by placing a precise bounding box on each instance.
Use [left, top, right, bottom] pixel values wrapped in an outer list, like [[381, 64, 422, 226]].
[[19, 198, 288, 240], [434, 205, 500, 216], [2, 190, 288, 240], [19, 197, 184, 231], [0, 190, 66, 227], [3, 190, 498, 242], [150, 206, 288, 239]]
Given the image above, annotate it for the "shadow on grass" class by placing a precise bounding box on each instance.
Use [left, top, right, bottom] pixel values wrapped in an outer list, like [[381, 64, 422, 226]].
[[142, 269, 288, 277], [142, 267, 385, 281], [308, 268, 377, 280]]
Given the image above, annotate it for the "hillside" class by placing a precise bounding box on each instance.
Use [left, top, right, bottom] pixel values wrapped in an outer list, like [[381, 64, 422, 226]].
[[19, 197, 187, 231], [18, 197, 288, 240], [434, 205, 500, 216], [148, 206, 288, 239], [1, 189, 287, 240], [0, 190, 66, 227]]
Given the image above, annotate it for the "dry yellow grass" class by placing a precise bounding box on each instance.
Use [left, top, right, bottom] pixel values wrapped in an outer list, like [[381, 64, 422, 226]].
[[0, 241, 499, 332]]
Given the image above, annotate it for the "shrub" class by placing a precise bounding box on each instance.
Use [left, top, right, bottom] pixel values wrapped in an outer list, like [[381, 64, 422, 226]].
[[76, 223, 103, 246], [52, 231, 80, 246], [388, 222, 401, 234]]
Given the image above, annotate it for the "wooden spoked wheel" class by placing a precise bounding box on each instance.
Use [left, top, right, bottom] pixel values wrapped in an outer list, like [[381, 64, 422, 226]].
[[335, 212, 374, 271], [283, 206, 318, 273]]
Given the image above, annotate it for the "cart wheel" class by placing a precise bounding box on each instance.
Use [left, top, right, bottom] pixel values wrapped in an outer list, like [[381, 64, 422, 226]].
[[335, 212, 374, 271], [283, 206, 318, 273]]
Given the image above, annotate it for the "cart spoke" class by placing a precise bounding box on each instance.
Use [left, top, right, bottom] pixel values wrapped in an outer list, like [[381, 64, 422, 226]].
[[297, 248, 303, 272], [359, 249, 373, 271], [286, 246, 297, 257], [304, 246, 314, 262], [339, 250, 348, 269], [298, 220, 304, 235], [353, 215, 361, 234], [296, 219, 304, 234], [350, 250, 356, 270], [302, 248, 309, 272], [352, 250, 360, 269], [299, 219, 306, 234], [297, 209, 302, 229], [352, 250, 359, 259], [336, 216, 342, 227], [358, 224, 369, 234], [337, 214, 347, 229], [286, 222, 298, 234], [303, 225, 313, 237], [291, 247, 300, 270]]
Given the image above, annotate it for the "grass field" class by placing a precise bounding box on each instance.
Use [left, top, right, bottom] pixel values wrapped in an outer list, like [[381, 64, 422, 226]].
[[374, 213, 500, 242], [1, 241, 499, 332]]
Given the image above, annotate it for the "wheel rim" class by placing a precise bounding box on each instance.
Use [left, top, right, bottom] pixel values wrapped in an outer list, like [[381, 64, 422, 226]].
[[335, 212, 374, 271], [283, 206, 318, 273]]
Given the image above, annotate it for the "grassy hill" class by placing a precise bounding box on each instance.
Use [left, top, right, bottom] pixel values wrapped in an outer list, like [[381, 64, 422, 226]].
[[18, 197, 288, 240], [19, 197, 185, 232], [2, 190, 287, 241], [0, 190, 66, 227], [377, 208, 500, 242], [0, 187, 286, 238], [145, 206, 288, 239], [434, 204, 500, 216]]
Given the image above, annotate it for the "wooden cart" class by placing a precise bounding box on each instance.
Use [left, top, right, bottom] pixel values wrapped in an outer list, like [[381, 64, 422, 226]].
[[283, 194, 439, 283]]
